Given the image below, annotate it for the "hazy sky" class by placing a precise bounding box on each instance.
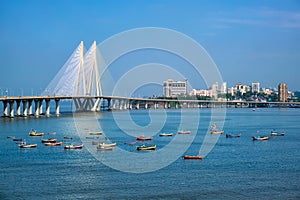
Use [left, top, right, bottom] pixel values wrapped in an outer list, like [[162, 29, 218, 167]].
[[0, 0, 299, 96]]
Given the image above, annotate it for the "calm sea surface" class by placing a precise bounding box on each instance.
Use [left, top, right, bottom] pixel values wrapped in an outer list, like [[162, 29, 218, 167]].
[[0, 107, 299, 199]]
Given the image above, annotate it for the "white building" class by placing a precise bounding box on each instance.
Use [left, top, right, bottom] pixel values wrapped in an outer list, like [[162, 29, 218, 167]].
[[221, 82, 227, 94], [163, 79, 187, 97], [252, 82, 260, 93], [211, 82, 219, 99], [235, 82, 250, 95], [190, 89, 212, 97]]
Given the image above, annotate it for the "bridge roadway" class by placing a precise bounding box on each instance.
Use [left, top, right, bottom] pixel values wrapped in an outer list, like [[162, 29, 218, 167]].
[[0, 95, 299, 118]]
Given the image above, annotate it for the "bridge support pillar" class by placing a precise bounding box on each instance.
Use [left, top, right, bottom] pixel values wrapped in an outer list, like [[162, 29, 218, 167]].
[[129, 101, 133, 110], [45, 99, 50, 116], [34, 99, 39, 116], [55, 99, 60, 116], [22, 100, 27, 117], [9, 100, 14, 118], [16, 100, 21, 116], [107, 98, 111, 111], [123, 100, 128, 110], [39, 100, 43, 115], [154, 102, 158, 109], [145, 103, 148, 109], [112, 99, 116, 110], [3, 100, 8, 117], [119, 100, 123, 110], [164, 102, 168, 109], [28, 100, 33, 115], [175, 103, 179, 109], [136, 101, 140, 110]]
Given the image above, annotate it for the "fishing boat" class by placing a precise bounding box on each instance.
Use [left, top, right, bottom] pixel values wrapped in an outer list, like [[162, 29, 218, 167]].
[[44, 141, 62, 146], [136, 136, 153, 141], [97, 145, 114, 151], [178, 131, 191, 134], [63, 136, 73, 139], [7, 136, 16, 139], [86, 136, 99, 139], [136, 144, 156, 151], [47, 132, 57, 135], [64, 144, 83, 149], [252, 136, 269, 141], [89, 132, 103, 135], [226, 133, 241, 138], [12, 138, 23, 141], [159, 133, 173, 137], [271, 131, 285, 136], [18, 143, 37, 148], [125, 141, 137, 146], [92, 141, 100, 145], [98, 142, 117, 148], [41, 138, 57, 143], [211, 130, 224, 134], [183, 155, 203, 160], [29, 129, 44, 136], [210, 124, 217, 130]]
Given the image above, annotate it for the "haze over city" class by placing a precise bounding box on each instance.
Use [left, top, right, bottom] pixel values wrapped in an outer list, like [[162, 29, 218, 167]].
[[0, 0, 299, 96]]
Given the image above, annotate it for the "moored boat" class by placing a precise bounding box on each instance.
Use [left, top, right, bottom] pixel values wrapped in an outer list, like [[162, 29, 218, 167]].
[[252, 136, 269, 141], [64, 144, 83, 149], [97, 146, 114, 151], [92, 141, 100, 145], [226, 133, 241, 138], [44, 141, 62, 146], [89, 132, 103, 135], [178, 131, 191, 134], [211, 130, 224, 134], [136, 136, 153, 141], [29, 129, 44, 136], [210, 124, 217, 130], [159, 133, 173, 137], [271, 131, 285, 136], [63, 136, 73, 139], [7, 136, 16, 139], [18, 143, 37, 148], [136, 144, 156, 151], [41, 138, 57, 143], [98, 142, 117, 148], [86, 136, 99, 139], [183, 155, 203, 160], [13, 138, 23, 141]]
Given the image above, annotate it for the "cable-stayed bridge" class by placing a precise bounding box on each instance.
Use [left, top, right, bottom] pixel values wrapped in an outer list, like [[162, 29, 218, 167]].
[[0, 42, 299, 118]]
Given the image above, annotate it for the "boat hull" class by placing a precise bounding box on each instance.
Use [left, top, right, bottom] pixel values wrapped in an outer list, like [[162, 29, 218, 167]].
[[136, 145, 156, 151], [178, 131, 190, 134], [226, 134, 241, 138], [183, 155, 203, 160], [252, 136, 269, 141]]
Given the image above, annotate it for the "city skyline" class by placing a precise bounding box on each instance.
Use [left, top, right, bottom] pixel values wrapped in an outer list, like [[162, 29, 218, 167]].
[[0, 1, 299, 95]]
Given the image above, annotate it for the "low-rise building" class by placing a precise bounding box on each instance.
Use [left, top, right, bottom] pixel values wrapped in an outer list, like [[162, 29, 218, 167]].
[[163, 79, 187, 97]]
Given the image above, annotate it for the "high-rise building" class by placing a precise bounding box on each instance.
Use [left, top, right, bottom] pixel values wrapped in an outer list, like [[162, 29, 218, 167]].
[[278, 83, 288, 102], [221, 82, 227, 94], [211, 82, 219, 99], [163, 79, 187, 97], [252, 82, 260, 93]]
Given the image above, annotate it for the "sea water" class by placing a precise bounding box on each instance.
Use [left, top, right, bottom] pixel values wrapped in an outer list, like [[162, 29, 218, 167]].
[[0, 108, 299, 199]]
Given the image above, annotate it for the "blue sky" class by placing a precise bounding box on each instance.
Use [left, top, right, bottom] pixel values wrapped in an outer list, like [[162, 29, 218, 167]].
[[0, 0, 299, 96]]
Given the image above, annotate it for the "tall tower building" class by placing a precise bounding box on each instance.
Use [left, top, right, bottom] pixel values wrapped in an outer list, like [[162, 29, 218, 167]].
[[278, 83, 288, 102], [211, 82, 219, 99], [221, 82, 227, 94], [252, 82, 260, 93]]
